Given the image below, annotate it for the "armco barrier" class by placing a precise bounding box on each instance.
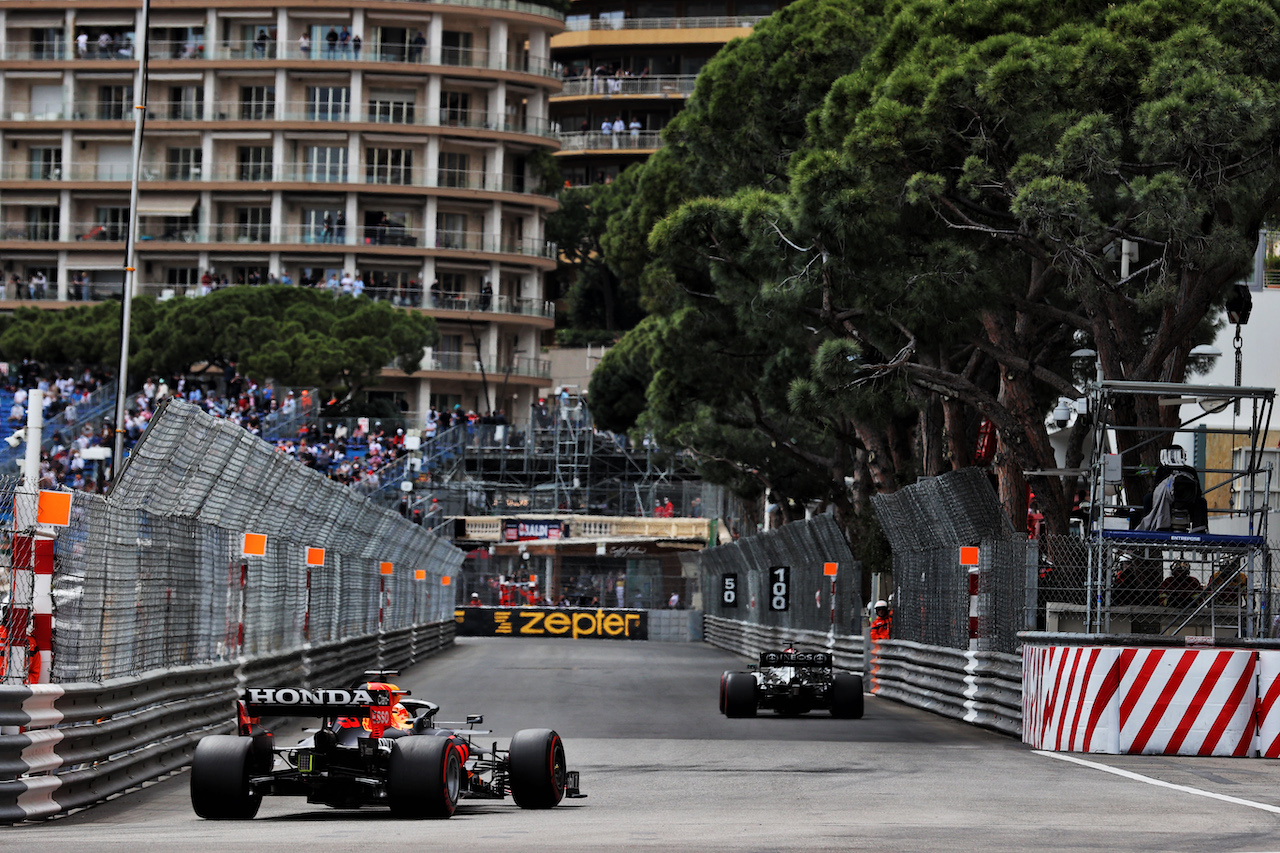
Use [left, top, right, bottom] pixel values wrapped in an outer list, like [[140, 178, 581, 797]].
[[0, 620, 454, 823], [871, 640, 1022, 737], [1021, 632, 1280, 756], [704, 616, 1021, 736]]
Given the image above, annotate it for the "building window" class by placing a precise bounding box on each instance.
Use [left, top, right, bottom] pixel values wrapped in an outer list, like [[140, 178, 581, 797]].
[[304, 146, 347, 183], [166, 147, 202, 180], [166, 85, 203, 120], [437, 212, 467, 248], [368, 94, 415, 124], [98, 85, 133, 120], [239, 86, 275, 120], [235, 207, 271, 241], [303, 207, 342, 243], [237, 146, 273, 181], [438, 152, 472, 188], [166, 267, 199, 286], [29, 147, 62, 180], [33, 28, 66, 60], [96, 207, 129, 240], [441, 31, 474, 66], [439, 91, 471, 126], [366, 148, 413, 185], [26, 207, 58, 241], [307, 86, 350, 122]]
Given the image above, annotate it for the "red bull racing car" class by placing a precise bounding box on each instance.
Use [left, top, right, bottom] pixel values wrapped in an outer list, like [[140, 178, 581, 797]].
[[190, 673, 583, 819], [720, 649, 864, 718]]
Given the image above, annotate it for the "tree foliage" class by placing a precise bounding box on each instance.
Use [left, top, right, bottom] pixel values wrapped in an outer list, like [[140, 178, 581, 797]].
[[590, 0, 1280, 550], [0, 287, 438, 403]]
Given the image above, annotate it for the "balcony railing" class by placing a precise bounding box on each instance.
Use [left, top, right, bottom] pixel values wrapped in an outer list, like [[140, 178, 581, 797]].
[[0, 161, 546, 196], [428, 352, 550, 378], [564, 15, 765, 30], [1, 42, 69, 61], [555, 130, 663, 151], [556, 74, 697, 97], [3, 221, 558, 260], [128, 281, 554, 323]]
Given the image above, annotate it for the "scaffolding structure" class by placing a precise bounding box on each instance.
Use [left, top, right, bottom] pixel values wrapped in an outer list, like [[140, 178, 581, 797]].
[[1080, 380, 1276, 636], [388, 393, 706, 519]]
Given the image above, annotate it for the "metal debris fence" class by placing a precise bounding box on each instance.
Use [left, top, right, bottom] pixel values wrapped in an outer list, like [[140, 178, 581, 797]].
[[872, 469, 1030, 654], [18, 398, 463, 684], [698, 515, 862, 635]]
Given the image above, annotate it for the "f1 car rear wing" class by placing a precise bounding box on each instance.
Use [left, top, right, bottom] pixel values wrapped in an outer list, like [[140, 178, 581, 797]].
[[758, 650, 832, 667], [241, 687, 397, 717]]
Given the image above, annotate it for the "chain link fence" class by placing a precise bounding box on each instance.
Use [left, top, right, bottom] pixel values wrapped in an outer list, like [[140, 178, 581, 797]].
[[41, 399, 463, 683], [1034, 533, 1274, 637], [872, 469, 1028, 653], [698, 514, 862, 634]]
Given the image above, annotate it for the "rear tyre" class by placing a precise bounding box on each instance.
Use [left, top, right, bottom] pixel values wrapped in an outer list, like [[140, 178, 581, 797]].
[[723, 672, 757, 718], [190, 735, 262, 820], [719, 670, 734, 714], [508, 728, 566, 809], [830, 673, 865, 719], [388, 736, 462, 819]]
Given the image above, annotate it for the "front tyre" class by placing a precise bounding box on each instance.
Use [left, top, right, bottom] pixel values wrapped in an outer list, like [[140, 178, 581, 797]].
[[190, 735, 262, 820], [508, 728, 566, 809], [830, 673, 865, 719], [388, 736, 462, 818]]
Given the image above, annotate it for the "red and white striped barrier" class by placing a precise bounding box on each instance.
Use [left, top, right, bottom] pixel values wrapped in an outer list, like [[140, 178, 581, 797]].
[[1025, 644, 1259, 756], [1256, 652, 1280, 758]]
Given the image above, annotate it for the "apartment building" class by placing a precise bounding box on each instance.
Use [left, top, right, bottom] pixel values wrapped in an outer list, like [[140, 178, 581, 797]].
[[548, 0, 782, 186], [0, 0, 564, 418]]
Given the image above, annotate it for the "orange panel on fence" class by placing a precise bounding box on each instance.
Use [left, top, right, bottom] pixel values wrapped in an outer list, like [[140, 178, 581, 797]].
[[823, 562, 838, 576], [441, 575, 452, 586], [959, 545, 980, 566], [380, 561, 393, 575], [415, 570, 426, 581], [306, 547, 326, 566], [242, 533, 267, 556], [36, 491, 72, 527]]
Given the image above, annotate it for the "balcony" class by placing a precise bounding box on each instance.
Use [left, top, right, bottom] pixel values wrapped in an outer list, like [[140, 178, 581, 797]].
[[555, 74, 697, 98], [141, 37, 558, 77], [563, 15, 765, 31], [129, 281, 554, 322], [428, 352, 551, 378], [1, 41, 68, 61], [555, 130, 663, 152]]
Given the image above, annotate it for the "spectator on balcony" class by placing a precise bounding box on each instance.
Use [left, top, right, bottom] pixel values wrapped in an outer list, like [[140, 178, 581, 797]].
[[97, 32, 113, 59], [298, 32, 311, 59], [410, 31, 427, 63], [78, 271, 91, 301], [600, 117, 612, 144], [340, 270, 354, 294], [480, 280, 492, 310], [322, 212, 333, 243], [325, 27, 339, 59], [629, 117, 641, 139], [352, 272, 365, 298], [29, 270, 46, 299], [76, 32, 89, 58], [335, 211, 346, 244], [254, 29, 269, 57], [352, 34, 362, 60], [280, 270, 294, 286], [339, 27, 351, 56], [612, 116, 625, 147]]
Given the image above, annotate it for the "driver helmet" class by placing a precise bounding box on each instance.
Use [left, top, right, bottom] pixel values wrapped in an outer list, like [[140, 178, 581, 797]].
[[365, 681, 406, 703], [875, 599, 889, 613]]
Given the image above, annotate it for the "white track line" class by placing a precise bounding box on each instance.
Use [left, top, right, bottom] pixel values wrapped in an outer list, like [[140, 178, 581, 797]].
[[1034, 750, 1280, 815]]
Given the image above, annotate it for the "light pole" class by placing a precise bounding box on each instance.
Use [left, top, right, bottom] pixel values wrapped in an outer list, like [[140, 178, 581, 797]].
[[112, 0, 152, 475]]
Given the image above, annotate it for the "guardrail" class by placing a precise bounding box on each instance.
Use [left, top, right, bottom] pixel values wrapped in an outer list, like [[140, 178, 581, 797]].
[[0, 620, 454, 823], [703, 616, 1022, 736], [871, 640, 1022, 737]]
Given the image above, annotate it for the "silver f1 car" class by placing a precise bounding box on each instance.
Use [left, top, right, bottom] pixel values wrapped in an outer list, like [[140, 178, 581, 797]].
[[719, 650, 864, 718], [190, 673, 584, 819]]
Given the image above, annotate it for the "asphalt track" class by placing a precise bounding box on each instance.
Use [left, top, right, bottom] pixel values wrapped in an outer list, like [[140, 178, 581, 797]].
[[9, 637, 1280, 851]]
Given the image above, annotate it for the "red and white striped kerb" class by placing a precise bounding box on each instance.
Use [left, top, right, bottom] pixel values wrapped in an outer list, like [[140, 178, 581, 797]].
[[1024, 645, 1257, 756]]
